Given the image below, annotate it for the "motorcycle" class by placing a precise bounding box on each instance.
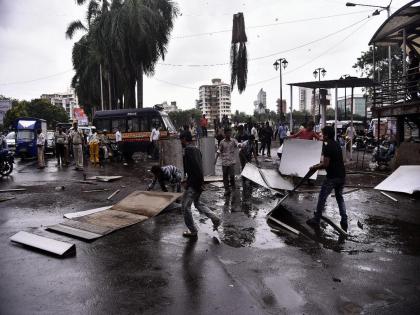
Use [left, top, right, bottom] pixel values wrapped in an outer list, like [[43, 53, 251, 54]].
[[0, 149, 14, 176]]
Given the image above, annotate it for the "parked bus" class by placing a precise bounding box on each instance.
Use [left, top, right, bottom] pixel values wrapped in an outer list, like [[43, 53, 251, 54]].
[[13, 118, 47, 158], [93, 108, 176, 157]]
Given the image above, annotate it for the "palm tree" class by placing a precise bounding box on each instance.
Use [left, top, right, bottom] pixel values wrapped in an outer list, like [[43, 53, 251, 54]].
[[108, 0, 179, 108]]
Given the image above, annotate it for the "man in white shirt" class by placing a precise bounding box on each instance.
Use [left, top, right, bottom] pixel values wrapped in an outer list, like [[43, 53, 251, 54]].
[[250, 123, 259, 156], [36, 129, 46, 168], [70, 122, 84, 170], [150, 124, 160, 160]]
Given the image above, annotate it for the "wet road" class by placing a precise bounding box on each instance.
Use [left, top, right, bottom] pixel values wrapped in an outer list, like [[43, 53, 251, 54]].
[[1, 154, 420, 314]]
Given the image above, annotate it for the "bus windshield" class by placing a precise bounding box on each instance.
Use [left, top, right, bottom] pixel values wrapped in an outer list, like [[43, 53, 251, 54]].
[[17, 130, 35, 141]]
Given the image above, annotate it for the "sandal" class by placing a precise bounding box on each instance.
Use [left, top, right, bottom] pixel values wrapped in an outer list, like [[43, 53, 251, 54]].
[[182, 231, 198, 238]]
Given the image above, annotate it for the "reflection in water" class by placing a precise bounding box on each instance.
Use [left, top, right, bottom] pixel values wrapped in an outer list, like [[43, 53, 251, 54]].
[[182, 239, 202, 313]]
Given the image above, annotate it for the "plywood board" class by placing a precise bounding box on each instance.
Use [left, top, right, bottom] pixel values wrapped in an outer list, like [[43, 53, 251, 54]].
[[47, 224, 102, 240], [10, 231, 75, 256], [60, 219, 113, 235], [374, 165, 420, 194], [279, 139, 322, 180], [110, 191, 182, 217], [64, 206, 111, 219], [74, 210, 147, 230], [241, 163, 294, 191]]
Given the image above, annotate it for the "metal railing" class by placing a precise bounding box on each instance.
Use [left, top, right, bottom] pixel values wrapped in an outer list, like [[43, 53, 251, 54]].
[[372, 66, 419, 108]]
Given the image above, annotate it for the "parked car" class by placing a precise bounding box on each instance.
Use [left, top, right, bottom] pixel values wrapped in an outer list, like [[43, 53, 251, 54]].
[[5, 132, 16, 150], [46, 130, 55, 155]]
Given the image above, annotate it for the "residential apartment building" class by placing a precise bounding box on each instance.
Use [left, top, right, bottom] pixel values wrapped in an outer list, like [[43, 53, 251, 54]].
[[337, 95, 367, 118], [0, 97, 12, 125], [298, 87, 331, 115], [254, 88, 267, 114], [197, 79, 231, 124], [41, 88, 79, 120]]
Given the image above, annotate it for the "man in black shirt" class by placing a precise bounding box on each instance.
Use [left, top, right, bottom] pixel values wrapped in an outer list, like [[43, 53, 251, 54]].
[[180, 132, 221, 238], [307, 126, 348, 231]]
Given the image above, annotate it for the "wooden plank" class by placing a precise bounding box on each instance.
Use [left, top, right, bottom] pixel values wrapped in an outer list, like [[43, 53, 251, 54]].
[[10, 231, 75, 256], [107, 189, 120, 200], [0, 196, 16, 202], [47, 224, 102, 241]]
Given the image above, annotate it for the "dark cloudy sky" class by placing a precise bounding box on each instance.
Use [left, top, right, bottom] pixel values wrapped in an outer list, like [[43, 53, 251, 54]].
[[0, 0, 409, 113]]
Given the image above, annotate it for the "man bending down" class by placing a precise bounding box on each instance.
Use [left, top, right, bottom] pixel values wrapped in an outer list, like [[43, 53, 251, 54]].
[[148, 165, 182, 193]]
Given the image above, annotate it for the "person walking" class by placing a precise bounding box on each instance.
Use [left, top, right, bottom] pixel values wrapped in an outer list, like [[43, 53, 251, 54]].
[[278, 123, 288, 146], [238, 135, 259, 170], [199, 114, 208, 137], [251, 123, 259, 155], [54, 127, 67, 166], [180, 132, 221, 238], [150, 124, 160, 160], [215, 127, 238, 196], [70, 122, 84, 170], [115, 127, 123, 161], [88, 129, 100, 166], [36, 129, 46, 169], [147, 165, 182, 193], [306, 126, 348, 232], [260, 122, 273, 157]]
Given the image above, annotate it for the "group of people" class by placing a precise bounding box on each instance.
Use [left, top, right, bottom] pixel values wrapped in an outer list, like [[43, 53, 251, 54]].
[[36, 122, 87, 170], [147, 121, 348, 238]]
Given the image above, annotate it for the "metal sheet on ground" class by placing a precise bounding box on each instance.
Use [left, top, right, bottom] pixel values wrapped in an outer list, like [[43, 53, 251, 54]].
[[111, 191, 182, 217], [64, 206, 112, 219], [374, 165, 420, 194], [10, 231, 75, 256], [279, 139, 322, 179], [86, 176, 123, 182], [47, 224, 102, 240], [241, 163, 294, 191], [60, 219, 113, 235]]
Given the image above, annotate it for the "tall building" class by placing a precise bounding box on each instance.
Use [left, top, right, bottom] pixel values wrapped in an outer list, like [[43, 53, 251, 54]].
[[41, 88, 79, 120], [276, 99, 287, 115], [156, 101, 178, 113], [254, 88, 267, 114], [337, 95, 367, 118], [197, 78, 231, 124], [298, 87, 331, 115], [0, 97, 12, 125]]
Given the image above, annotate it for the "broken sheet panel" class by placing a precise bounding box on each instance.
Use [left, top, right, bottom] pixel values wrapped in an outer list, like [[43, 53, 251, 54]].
[[241, 163, 294, 191], [279, 139, 322, 180], [374, 165, 420, 194], [10, 231, 75, 256]]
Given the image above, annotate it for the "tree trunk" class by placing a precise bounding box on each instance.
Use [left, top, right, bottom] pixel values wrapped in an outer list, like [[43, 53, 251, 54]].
[[136, 64, 143, 109], [124, 80, 136, 108]]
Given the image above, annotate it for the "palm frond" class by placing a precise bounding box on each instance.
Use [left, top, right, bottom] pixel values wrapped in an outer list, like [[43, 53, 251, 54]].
[[66, 20, 87, 39]]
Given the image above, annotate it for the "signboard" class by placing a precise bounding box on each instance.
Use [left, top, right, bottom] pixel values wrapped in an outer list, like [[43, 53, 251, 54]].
[[73, 108, 89, 126]]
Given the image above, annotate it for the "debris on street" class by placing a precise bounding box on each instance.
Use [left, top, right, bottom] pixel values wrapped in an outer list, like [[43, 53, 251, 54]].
[[10, 231, 75, 256]]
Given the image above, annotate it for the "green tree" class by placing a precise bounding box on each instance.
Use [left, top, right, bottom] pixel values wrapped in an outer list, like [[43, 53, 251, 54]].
[[68, 0, 179, 110], [168, 109, 202, 130], [353, 46, 403, 81], [3, 99, 68, 129]]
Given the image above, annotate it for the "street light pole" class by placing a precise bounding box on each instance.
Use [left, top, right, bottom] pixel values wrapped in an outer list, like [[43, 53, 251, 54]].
[[346, 2, 392, 80], [274, 58, 288, 122], [313, 67, 326, 127]]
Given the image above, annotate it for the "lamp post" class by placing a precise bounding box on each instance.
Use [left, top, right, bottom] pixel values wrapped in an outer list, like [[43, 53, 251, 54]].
[[340, 74, 351, 120], [346, 2, 391, 80], [313, 67, 326, 126], [274, 58, 288, 121]]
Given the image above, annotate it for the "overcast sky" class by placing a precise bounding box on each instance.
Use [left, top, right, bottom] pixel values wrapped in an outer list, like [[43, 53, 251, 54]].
[[0, 0, 410, 114]]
